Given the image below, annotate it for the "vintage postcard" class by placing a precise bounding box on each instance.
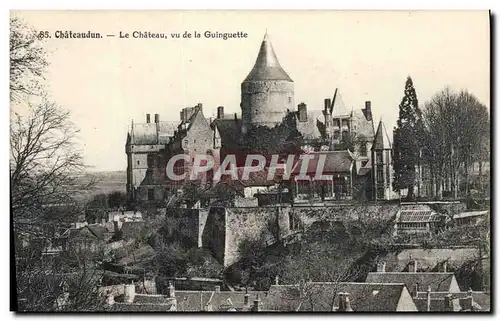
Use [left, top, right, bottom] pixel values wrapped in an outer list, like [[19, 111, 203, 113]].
[[10, 10, 491, 312]]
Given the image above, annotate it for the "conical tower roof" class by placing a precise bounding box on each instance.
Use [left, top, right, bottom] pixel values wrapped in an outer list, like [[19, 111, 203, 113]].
[[372, 120, 392, 150], [244, 33, 293, 82]]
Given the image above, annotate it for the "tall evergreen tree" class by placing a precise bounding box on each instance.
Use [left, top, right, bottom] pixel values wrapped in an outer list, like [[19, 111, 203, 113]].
[[393, 76, 424, 200]]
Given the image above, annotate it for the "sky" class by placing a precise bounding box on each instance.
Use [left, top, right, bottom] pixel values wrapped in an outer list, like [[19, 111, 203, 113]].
[[11, 10, 490, 172]]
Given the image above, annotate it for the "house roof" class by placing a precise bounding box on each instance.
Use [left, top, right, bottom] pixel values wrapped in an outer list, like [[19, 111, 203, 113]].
[[211, 118, 242, 149], [372, 120, 392, 150], [130, 121, 178, 145], [243, 33, 292, 82], [175, 290, 267, 311], [294, 110, 323, 140], [63, 225, 105, 241], [110, 302, 176, 312], [330, 90, 350, 117], [414, 291, 490, 311], [291, 150, 354, 177], [365, 272, 457, 292], [352, 109, 376, 140], [266, 282, 410, 312], [379, 248, 481, 272]]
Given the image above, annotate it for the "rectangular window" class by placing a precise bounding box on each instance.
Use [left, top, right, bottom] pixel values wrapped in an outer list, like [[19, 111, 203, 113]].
[[333, 131, 340, 140], [377, 165, 384, 182], [148, 189, 155, 201], [360, 142, 367, 156], [376, 151, 383, 164], [147, 154, 155, 168]]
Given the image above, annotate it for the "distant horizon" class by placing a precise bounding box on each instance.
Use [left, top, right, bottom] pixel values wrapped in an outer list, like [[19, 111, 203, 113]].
[[11, 10, 490, 171]]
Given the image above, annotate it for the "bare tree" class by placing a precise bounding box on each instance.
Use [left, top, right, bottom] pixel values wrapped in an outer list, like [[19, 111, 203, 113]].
[[10, 16, 48, 102], [11, 101, 91, 230], [277, 249, 362, 311], [422, 88, 489, 199]]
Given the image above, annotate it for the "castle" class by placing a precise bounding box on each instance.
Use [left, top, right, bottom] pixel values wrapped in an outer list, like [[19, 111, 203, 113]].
[[125, 33, 397, 205]]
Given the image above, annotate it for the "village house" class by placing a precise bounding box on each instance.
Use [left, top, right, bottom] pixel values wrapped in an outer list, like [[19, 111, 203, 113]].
[[265, 282, 418, 312]]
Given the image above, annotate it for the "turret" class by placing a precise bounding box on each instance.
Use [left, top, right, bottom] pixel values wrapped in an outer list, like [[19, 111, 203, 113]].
[[241, 32, 294, 131]]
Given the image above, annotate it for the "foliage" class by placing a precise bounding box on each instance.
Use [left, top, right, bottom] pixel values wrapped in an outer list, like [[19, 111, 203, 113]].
[[10, 16, 48, 101], [392, 76, 425, 199]]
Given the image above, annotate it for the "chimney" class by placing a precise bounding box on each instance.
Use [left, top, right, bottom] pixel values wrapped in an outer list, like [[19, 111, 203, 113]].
[[298, 103, 307, 122], [154, 113, 159, 123], [324, 98, 331, 112], [426, 286, 431, 312], [217, 106, 224, 119], [408, 256, 418, 272], [234, 113, 238, 120], [377, 261, 386, 273], [363, 101, 373, 121], [440, 261, 448, 273], [146, 114, 151, 123], [180, 110, 184, 122], [411, 283, 419, 298], [251, 295, 262, 312], [443, 293, 453, 311], [275, 276, 279, 285], [169, 281, 175, 298], [215, 285, 221, 292], [124, 282, 136, 304], [461, 288, 474, 311], [338, 292, 353, 312]]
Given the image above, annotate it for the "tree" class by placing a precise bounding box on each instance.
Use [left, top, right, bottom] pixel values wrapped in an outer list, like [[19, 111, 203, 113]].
[[11, 101, 90, 230], [11, 17, 99, 312], [10, 16, 48, 102], [422, 88, 489, 199], [393, 76, 425, 200]]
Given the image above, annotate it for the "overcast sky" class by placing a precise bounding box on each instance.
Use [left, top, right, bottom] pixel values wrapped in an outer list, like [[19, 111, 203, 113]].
[[12, 10, 490, 172]]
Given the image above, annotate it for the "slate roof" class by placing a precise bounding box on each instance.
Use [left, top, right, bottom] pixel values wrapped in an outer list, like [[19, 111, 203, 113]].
[[266, 282, 411, 312], [243, 33, 293, 82], [291, 150, 354, 177], [414, 291, 490, 312], [63, 225, 105, 241], [175, 290, 267, 311], [379, 248, 481, 272], [294, 110, 323, 140], [130, 121, 178, 145], [110, 302, 176, 312], [330, 90, 350, 117], [372, 120, 392, 150], [352, 109, 375, 140], [211, 118, 242, 149], [365, 272, 457, 292]]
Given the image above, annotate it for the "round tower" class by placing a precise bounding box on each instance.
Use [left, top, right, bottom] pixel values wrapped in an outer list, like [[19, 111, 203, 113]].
[[241, 33, 294, 131]]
